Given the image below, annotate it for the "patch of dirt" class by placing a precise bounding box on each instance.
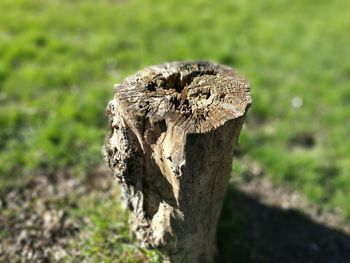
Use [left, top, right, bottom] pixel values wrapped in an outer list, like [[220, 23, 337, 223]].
[[0, 166, 114, 262], [218, 158, 350, 263], [1, 163, 350, 262], [236, 170, 350, 235]]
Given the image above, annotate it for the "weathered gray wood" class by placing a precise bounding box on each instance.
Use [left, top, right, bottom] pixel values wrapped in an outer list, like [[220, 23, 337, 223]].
[[102, 61, 251, 262]]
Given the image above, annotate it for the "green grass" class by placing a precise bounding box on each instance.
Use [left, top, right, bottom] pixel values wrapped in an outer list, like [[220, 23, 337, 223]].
[[65, 187, 162, 263], [1, 0, 350, 261]]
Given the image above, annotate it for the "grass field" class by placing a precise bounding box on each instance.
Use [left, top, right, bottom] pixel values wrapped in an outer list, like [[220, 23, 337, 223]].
[[1, 0, 350, 262]]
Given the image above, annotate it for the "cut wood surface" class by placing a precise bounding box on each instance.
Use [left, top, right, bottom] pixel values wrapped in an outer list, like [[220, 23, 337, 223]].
[[102, 61, 251, 262]]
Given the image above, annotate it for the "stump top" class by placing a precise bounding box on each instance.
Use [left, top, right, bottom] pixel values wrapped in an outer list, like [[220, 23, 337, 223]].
[[113, 61, 251, 134]]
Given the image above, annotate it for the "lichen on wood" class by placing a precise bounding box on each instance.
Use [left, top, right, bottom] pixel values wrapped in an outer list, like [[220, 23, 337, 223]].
[[102, 61, 251, 263]]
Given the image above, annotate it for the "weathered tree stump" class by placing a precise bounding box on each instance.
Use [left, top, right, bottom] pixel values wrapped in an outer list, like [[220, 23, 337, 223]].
[[102, 61, 251, 262]]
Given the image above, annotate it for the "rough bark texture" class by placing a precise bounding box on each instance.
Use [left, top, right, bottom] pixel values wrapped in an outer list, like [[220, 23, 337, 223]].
[[102, 61, 251, 263]]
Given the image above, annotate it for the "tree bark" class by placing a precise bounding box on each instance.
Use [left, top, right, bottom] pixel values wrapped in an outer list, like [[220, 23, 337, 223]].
[[102, 61, 251, 263]]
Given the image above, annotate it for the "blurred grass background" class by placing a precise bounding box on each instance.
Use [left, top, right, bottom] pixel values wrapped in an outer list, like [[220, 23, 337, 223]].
[[0, 0, 349, 261]]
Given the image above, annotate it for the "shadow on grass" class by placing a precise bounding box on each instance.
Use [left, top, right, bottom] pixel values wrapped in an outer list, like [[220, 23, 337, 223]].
[[217, 186, 350, 263]]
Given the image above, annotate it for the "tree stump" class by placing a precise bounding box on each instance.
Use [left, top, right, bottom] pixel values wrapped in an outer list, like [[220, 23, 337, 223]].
[[102, 61, 251, 263]]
